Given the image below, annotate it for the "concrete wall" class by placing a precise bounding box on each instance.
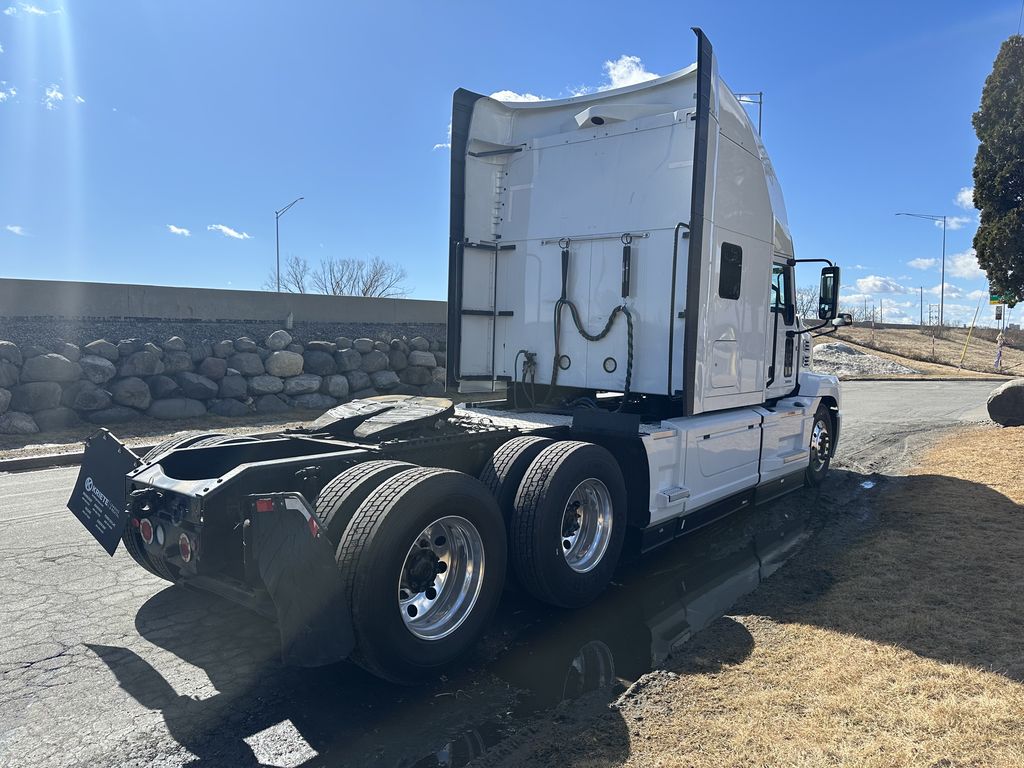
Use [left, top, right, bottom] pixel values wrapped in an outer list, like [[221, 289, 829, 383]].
[[0, 278, 446, 325]]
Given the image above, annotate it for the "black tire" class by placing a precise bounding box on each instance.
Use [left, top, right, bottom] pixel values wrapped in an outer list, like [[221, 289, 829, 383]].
[[141, 432, 225, 463], [337, 467, 507, 683], [317, 460, 416, 545], [511, 441, 626, 609], [479, 435, 554, 520], [185, 434, 259, 449], [805, 405, 833, 487], [122, 523, 177, 582]]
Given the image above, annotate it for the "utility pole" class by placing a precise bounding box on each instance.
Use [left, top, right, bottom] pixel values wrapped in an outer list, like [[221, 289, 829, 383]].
[[919, 286, 924, 327], [274, 196, 304, 292], [897, 212, 948, 327]]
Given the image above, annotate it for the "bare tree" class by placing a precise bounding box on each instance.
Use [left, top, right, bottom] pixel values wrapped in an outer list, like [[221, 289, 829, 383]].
[[263, 254, 311, 293], [311, 256, 410, 298], [795, 285, 819, 318]]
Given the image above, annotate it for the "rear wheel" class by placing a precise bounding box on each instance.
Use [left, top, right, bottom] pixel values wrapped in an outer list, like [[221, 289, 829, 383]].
[[805, 405, 833, 486], [317, 460, 416, 544], [337, 467, 507, 683], [479, 435, 554, 520], [510, 441, 626, 608], [141, 431, 225, 463]]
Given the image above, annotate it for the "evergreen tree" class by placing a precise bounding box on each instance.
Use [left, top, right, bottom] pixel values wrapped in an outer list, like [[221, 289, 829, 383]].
[[972, 35, 1024, 307]]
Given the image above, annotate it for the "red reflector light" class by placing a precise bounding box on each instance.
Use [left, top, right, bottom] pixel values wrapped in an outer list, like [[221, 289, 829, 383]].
[[255, 498, 275, 513], [139, 518, 154, 545], [178, 533, 192, 563], [308, 516, 320, 537]]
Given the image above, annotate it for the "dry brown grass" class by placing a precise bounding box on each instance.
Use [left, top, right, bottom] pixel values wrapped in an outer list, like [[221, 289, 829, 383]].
[[827, 326, 1024, 376], [496, 426, 1024, 767]]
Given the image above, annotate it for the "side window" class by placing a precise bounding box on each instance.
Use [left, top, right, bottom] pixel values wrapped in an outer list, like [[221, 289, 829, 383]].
[[718, 242, 742, 300], [771, 264, 794, 322]]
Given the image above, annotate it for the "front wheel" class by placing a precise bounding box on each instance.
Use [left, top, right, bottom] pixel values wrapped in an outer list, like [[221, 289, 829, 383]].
[[337, 467, 507, 683], [805, 405, 833, 486]]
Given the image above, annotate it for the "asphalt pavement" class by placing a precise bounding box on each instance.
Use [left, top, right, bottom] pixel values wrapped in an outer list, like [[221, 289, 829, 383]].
[[0, 380, 999, 768]]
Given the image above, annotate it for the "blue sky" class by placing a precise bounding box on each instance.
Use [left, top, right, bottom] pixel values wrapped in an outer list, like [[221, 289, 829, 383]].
[[0, 1, 1020, 327]]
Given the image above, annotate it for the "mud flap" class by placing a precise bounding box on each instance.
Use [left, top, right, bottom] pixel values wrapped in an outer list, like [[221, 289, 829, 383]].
[[247, 493, 355, 666], [67, 429, 140, 555]]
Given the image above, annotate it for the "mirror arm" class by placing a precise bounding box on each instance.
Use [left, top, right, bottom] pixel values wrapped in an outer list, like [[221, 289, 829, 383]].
[[786, 257, 835, 268], [788, 319, 833, 338]]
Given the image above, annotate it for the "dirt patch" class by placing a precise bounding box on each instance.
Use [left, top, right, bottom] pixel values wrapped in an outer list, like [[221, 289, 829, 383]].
[[473, 425, 1024, 767]]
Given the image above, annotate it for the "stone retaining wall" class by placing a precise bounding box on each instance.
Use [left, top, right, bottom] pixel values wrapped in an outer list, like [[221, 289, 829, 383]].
[[0, 330, 446, 435]]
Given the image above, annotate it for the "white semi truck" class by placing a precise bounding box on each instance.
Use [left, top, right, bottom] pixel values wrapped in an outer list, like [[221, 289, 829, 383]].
[[68, 29, 847, 683]]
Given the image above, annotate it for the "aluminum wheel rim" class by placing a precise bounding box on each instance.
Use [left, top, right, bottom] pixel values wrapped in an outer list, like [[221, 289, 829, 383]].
[[398, 515, 485, 641], [810, 418, 831, 471], [560, 478, 613, 574]]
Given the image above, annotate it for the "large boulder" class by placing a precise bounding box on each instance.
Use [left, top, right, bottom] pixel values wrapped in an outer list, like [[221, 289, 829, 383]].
[[0, 411, 38, 434], [0, 360, 20, 388], [234, 337, 258, 353], [147, 375, 181, 400], [162, 350, 194, 374], [988, 379, 1024, 427], [283, 374, 322, 395], [142, 342, 163, 357], [359, 350, 388, 373], [11, 382, 62, 412], [292, 393, 337, 410], [83, 339, 119, 362], [61, 380, 112, 411], [334, 348, 362, 372], [266, 329, 292, 351], [0, 340, 23, 366], [212, 340, 235, 358], [400, 366, 432, 387], [249, 375, 285, 395], [0, 387, 10, 414], [265, 350, 304, 378], [162, 336, 187, 352], [119, 350, 165, 377], [187, 341, 213, 364], [228, 352, 265, 376], [421, 382, 446, 397], [147, 398, 207, 420], [34, 407, 80, 431], [335, 336, 353, 350], [303, 350, 337, 376], [111, 377, 152, 410], [370, 370, 400, 391], [117, 339, 143, 357], [286, 342, 304, 354], [353, 338, 375, 354], [208, 398, 251, 417], [306, 340, 337, 354], [255, 394, 291, 414], [86, 406, 139, 425], [79, 354, 117, 385], [198, 356, 228, 381], [409, 336, 430, 352], [344, 370, 372, 392], [408, 350, 437, 368], [433, 351, 447, 367], [20, 353, 81, 383], [218, 374, 248, 400], [432, 367, 447, 384], [174, 372, 219, 400], [52, 342, 81, 362], [388, 349, 408, 371], [22, 344, 48, 358], [323, 375, 350, 399]]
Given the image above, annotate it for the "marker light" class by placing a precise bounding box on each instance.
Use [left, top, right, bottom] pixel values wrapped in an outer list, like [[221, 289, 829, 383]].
[[139, 518, 154, 545], [178, 533, 193, 564], [255, 498, 275, 513]]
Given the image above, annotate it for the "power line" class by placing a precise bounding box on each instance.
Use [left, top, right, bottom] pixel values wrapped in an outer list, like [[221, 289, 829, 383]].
[[1019, 0, 1023, 35]]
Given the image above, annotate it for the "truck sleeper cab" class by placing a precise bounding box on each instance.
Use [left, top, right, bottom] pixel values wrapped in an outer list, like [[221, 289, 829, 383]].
[[67, 29, 843, 684]]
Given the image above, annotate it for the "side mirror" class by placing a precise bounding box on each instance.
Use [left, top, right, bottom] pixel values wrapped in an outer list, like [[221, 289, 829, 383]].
[[818, 266, 840, 320], [832, 312, 853, 328]]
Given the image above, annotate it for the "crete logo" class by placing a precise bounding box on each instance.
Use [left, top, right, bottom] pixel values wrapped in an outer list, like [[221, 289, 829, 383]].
[[85, 477, 94, 492]]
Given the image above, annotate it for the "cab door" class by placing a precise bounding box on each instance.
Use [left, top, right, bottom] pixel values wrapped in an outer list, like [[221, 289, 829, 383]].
[[765, 260, 798, 400]]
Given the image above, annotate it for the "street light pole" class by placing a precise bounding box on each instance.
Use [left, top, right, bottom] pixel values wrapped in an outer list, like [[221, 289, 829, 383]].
[[274, 196, 304, 293], [896, 212, 948, 327]]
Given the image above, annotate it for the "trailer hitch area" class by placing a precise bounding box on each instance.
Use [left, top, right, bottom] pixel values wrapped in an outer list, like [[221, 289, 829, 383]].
[[246, 492, 355, 667]]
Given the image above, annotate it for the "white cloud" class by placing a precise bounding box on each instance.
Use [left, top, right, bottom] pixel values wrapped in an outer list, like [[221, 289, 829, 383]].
[[490, 89, 545, 102], [432, 121, 451, 151], [6, 224, 26, 236], [73, 95, 84, 104], [19, 3, 60, 15], [0, 83, 15, 102], [207, 223, 251, 240], [855, 275, 909, 294], [166, 224, 190, 237], [851, 264, 867, 270], [967, 289, 989, 300], [600, 54, 659, 91], [0, 43, 4, 54], [43, 83, 63, 110], [946, 248, 984, 280], [935, 215, 973, 231], [2, 6, 16, 14], [955, 186, 975, 210], [907, 257, 937, 270], [929, 282, 963, 298]]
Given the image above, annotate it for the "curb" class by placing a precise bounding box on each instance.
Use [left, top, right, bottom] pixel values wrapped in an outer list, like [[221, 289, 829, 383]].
[[842, 377, 1011, 383], [0, 444, 155, 474]]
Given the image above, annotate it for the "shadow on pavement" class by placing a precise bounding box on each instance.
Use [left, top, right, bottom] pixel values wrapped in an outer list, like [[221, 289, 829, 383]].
[[88, 475, 845, 767]]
